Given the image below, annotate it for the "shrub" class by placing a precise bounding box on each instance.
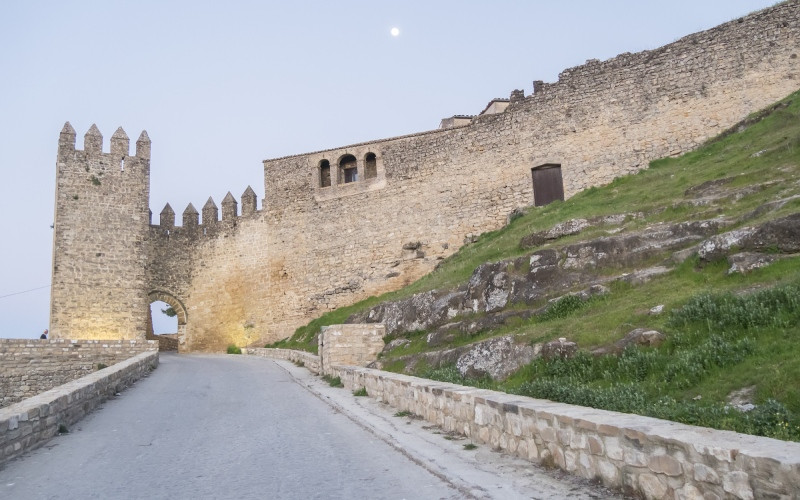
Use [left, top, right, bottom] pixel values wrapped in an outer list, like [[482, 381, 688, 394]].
[[226, 344, 242, 354]]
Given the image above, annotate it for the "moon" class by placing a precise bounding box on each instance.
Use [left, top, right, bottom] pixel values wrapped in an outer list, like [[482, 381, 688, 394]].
[[390, 27, 400, 37]]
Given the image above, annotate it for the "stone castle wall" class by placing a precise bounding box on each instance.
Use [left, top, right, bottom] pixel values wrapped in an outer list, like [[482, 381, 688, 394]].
[[51, 1, 800, 351], [50, 124, 152, 341], [0, 339, 157, 408]]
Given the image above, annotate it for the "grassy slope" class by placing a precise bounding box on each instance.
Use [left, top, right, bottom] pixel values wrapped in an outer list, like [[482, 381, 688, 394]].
[[275, 90, 800, 439]]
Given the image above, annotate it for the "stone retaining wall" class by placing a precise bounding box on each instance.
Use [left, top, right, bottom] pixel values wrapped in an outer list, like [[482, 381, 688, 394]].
[[242, 348, 321, 374], [329, 364, 800, 499], [0, 339, 158, 408], [319, 324, 385, 375], [0, 351, 159, 468]]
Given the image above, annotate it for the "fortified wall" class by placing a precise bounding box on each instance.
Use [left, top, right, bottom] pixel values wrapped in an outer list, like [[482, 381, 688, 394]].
[[51, 1, 800, 351]]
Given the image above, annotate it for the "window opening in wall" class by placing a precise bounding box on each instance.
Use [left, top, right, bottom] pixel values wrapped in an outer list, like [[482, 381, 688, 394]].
[[120, 157, 125, 171], [319, 160, 331, 187], [365, 152, 377, 179], [339, 154, 358, 184], [531, 163, 565, 207]]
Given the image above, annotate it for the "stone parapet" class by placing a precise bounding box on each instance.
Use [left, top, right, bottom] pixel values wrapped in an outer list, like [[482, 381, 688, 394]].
[[329, 364, 800, 500], [319, 324, 385, 375], [242, 348, 321, 374], [0, 351, 158, 468], [0, 339, 158, 408]]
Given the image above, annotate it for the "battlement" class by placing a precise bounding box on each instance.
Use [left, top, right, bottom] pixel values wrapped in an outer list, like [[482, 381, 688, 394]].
[[59, 122, 150, 161], [151, 186, 261, 239]]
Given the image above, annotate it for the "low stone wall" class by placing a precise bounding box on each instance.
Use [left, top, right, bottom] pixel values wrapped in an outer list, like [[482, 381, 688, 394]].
[[319, 324, 385, 375], [0, 350, 158, 467], [242, 348, 321, 374], [0, 339, 158, 408], [330, 364, 800, 500]]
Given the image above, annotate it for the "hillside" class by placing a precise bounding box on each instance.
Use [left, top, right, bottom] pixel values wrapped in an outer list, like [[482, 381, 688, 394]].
[[272, 90, 800, 441]]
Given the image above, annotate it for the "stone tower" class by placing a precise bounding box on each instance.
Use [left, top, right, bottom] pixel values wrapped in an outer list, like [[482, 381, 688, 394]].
[[50, 123, 151, 340]]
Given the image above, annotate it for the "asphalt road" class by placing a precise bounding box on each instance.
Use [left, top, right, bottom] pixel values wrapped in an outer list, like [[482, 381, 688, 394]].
[[0, 354, 620, 500]]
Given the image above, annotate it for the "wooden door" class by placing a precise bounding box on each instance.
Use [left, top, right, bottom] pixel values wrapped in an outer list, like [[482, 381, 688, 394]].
[[532, 164, 564, 206]]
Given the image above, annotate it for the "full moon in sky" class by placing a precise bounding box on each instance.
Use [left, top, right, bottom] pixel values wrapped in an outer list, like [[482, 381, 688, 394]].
[[390, 27, 400, 37]]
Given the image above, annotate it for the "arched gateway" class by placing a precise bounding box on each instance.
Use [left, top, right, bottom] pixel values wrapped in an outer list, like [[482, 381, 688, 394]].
[[147, 290, 188, 351]]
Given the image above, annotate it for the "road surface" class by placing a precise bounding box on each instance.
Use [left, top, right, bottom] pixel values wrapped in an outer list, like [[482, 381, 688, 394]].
[[0, 354, 620, 499]]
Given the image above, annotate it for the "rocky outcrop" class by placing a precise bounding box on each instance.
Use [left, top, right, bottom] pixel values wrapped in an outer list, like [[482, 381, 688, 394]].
[[355, 210, 798, 379], [352, 218, 727, 339], [455, 335, 539, 380], [698, 213, 800, 261], [592, 328, 666, 356], [519, 213, 644, 250]]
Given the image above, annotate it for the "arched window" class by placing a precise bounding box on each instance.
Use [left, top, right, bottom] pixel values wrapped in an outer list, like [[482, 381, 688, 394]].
[[319, 160, 331, 187], [365, 152, 377, 179], [339, 154, 358, 183]]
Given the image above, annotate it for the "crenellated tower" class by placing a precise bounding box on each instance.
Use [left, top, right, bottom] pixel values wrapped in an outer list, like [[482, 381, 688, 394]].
[[50, 123, 151, 340]]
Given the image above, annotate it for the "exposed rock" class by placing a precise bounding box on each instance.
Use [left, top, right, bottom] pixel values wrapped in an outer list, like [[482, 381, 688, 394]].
[[698, 228, 759, 261], [426, 330, 456, 347], [649, 305, 664, 315], [670, 245, 699, 265], [727, 252, 780, 274], [383, 338, 411, 353], [541, 338, 577, 360], [545, 218, 590, 239], [684, 177, 735, 197], [350, 288, 467, 336], [430, 309, 537, 338], [520, 213, 644, 250], [545, 284, 610, 309], [456, 335, 539, 380], [726, 386, 757, 412], [572, 284, 611, 301], [699, 213, 800, 261], [620, 266, 671, 285], [562, 220, 721, 270], [371, 345, 472, 373], [520, 218, 589, 249], [592, 328, 665, 356], [740, 195, 800, 221]]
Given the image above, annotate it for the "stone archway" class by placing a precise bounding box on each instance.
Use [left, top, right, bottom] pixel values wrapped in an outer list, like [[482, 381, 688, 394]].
[[148, 290, 188, 352]]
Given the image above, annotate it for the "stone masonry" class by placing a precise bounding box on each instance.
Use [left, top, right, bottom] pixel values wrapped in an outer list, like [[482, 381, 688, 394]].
[[330, 364, 800, 500], [318, 324, 385, 375], [0, 350, 158, 467], [50, 1, 800, 351], [0, 339, 158, 408]]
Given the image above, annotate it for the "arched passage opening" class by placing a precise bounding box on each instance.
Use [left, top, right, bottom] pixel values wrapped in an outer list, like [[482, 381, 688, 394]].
[[147, 290, 188, 352]]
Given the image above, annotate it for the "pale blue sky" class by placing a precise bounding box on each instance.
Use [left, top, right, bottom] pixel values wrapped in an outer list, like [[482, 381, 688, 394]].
[[0, 1, 779, 338]]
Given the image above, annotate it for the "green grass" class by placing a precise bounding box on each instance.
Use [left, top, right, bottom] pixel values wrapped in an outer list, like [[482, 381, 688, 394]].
[[417, 280, 800, 441], [323, 375, 343, 388], [226, 344, 242, 354], [277, 91, 800, 353], [353, 387, 368, 397], [278, 90, 800, 440]]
